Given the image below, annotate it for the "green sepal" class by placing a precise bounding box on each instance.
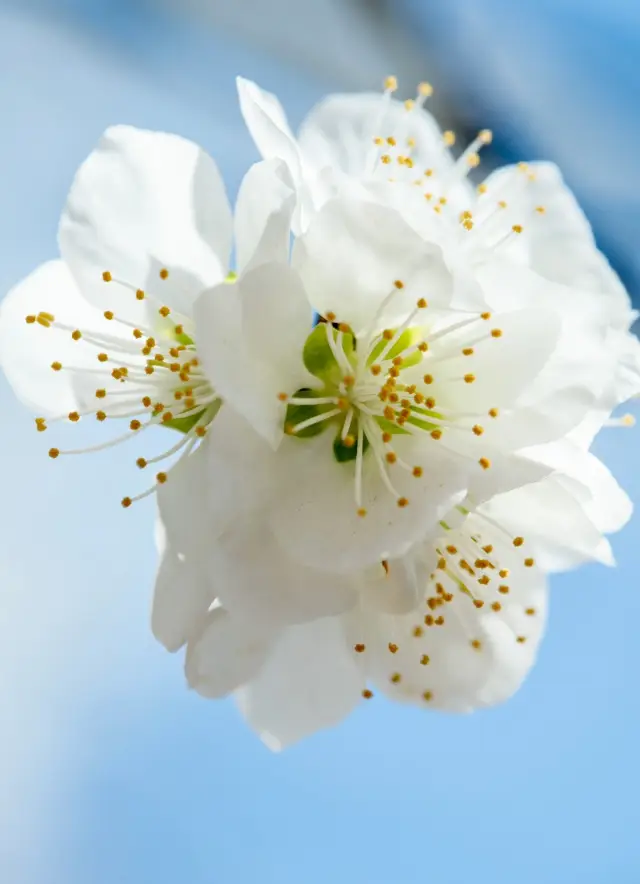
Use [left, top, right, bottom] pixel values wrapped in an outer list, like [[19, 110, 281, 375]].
[[303, 324, 355, 383]]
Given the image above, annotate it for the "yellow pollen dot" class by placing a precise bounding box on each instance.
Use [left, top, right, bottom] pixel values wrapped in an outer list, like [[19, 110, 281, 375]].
[[499, 585, 510, 594], [385, 451, 397, 464], [425, 614, 435, 626], [491, 328, 503, 338], [481, 312, 491, 320], [479, 457, 491, 470], [412, 466, 423, 478], [473, 600, 485, 609], [404, 99, 415, 111], [136, 289, 145, 301], [174, 324, 184, 336], [35, 418, 47, 432], [518, 162, 529, 172], [526, 608, 536, 616], [383, 406, 395, 421], [68, 411, 80, 423], [95, 389, 106, 399], [478, 183, 488, 194], [384, 75, 398, 91], [102, 271, 112, 282], [48, 447, 60, 459], [513, 537, 524, 547], [50, 361, 62, 372], [462, 347, 474, 356], [464, 374, 476, 384], [422, 690, 433, 702], [354, 644, 366, 653], [425, 193, 433, 201], [96, 411, 106, 422], [437, 557, 446, 570], [357, 507, 367, 518], [388, 394, 399, 404], [467, 152, 480, 167], [277, 392, 288, 402], [141, 347, 151, 357], [489, 408, 499, 418], [156, 472, 168, 484], [393, 356, 404, 367], [418, 655, 430, 669], [478, 575, 490, 586], [471, 639, 482, 650], [382, 329, 394, 341], [381, 432, 392, 444], [362, 689, 373, 699], [472, 425, 484, 436], [397, 497, 409, 508], [381, 154, 391, 164], [97, 353, 108, 363], [325, 312, 336, 323], [343, 435, 356, 448], [159, 306, 171, 318], [416, 297, 428, 310], [430, 429, 442, 440], [499, 569, 509, 578], [426, 397, 436, 408], [388, 367, 400, 379], [25, 314, 36, 324], [390, 673, 402, 684], [130, 419, 141, 430], [159, 268, 169, 280], [524, 558, 535, 568], [423, 374, 433, 384], [491, 602, 502, 612], [516, 636, 527, 644], [71, 330, 82, 340], [386, 136, 397, 147], [195, 426, 207, 438], [463, 219, 474, 230], [418, 81, 433, 97], [161, 412, 174, 424], [512, 224, 523, 234], [417, 342, 428, 353], [388, 643, 398, 654], [371, 364, 382, 376], [435, 616, 445, 626], [136, 458, 147, 469], [535, 206, 546, 215], [439, 197, 447, 205], [413, 626, 424, 638], [443, 130, 456, 146], [479, 129, 493, 144], [407, 137, 416, 148], [103, 310, 114, 321], [121, 497, 132, 508]]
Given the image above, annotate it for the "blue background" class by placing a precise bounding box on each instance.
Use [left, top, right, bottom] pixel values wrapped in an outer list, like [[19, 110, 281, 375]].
[[0, 2, 638, 882]]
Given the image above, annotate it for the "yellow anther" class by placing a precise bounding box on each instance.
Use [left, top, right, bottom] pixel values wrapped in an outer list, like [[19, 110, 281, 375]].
[[526, 608, 536, 616], [121, 497, 132, 508], [342, 375, 355, 388], [96, 411, 106, 422], [479, 457, 491, 470], [488, 407, 499, 418], [357, 508, 367, 518], [159, 306, 171, 317], [385, 451, 397, 464], [51, 361, 62, 371], [195, 426, 207, 438], [388, 643, 398, 654], [491, 602, 502, 612], [463, 219, 474, 230], [418, 81, 433, 97], [156, 472, 168, 484], [407, 137, 416, 147], [416, 297, 428, 309], [97, 353, 108, 362], [130, 419, 141, 430], [499, 569, 509, 578], [343, 435, 356, 448], [390, 673, 402, 684], [136, 457, 147, 469], [422, 691, 433, 702], [443, 130, 456, 146], [373, 136, 383, 145], [473, 600, 484, 609], [387, 136, 397, 147], [362, 689, 373, 699], [161, 412, 174, 424], [464, 374, 476, 384], [102, 271, 112, 282], [439, 197, 448, 205], [68, 411, 80, 422], [516, 636, 527, 644], [478, 183, 488, 194], [417, 342, 428, 352], [413, 626, 424, 638], [48, 447, 60, 459], [142, 396, 152, 408], [536, 206, 546, 214], [382, 329, 394, 341], [35, 417, 47, 432], [136, 289, 145, 300], [25, 314, 36, 324], [393, 279, 404, 289], [423, 374, 433, 384], [384, 75, 398, 92], [325, 311, 336, 322], [397, 497, 409, 508], [277, 392, 288, 402], [174, 324, 184, 336], [481, 312, 491, 320], [467, 152, 480, 168], [430, 429, 442, 440], [404, 99, 415, 111], [472, 425, 484, 436], [159, 268, 169, 280], [499, 585, 510, 594], [471, 639, 482, 650], [420, 654, 430, 666], [354, 643, 366, 653], [381, 154, 391, 164], [513, 537, 524, 547], [462, 347, 474, 356], [95, 389, 106, 399], [71, 330, 82, 340], [512, 224, 524, 234], [524, 558, 535, 568], [479, 129, 493, 144]]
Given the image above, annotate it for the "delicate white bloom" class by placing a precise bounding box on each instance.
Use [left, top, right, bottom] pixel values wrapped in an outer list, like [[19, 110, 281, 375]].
[[238, 76, 640, 414], [0, 126, 295, 506]]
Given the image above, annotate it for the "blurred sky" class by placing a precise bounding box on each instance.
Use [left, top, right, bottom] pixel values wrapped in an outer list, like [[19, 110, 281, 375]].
[[0, 2, 639, 883]]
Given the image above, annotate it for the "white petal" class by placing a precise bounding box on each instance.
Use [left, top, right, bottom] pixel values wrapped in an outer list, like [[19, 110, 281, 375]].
[[59, 126, 231, 321], [186, 605, 275, 699], [194, 264, 312, 448], [152, 537, 214, 652], [0, 260, 118, 414], [292, 197, 453, 333], [234, 158, 296, 275], [235, 615, 363, 750], [236, 77, 301, 176], [211, 511, 358, 628], [270, 431, 468, 573]]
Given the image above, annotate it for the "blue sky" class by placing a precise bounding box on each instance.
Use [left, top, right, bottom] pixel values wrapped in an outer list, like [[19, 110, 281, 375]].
[[0, 3, 639, 883]]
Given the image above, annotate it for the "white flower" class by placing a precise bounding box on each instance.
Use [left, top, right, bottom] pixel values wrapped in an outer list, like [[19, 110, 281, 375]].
[[238, 76, 640, 414], [0, 126, 296, 506]]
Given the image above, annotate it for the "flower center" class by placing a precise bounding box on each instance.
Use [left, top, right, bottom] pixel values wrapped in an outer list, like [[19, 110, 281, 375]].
[[282, 295, 501, 517], [27, 268, 220, 507]]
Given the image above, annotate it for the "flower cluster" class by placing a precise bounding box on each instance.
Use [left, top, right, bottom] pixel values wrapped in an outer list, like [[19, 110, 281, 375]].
[[2, 77, 638, 750]]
